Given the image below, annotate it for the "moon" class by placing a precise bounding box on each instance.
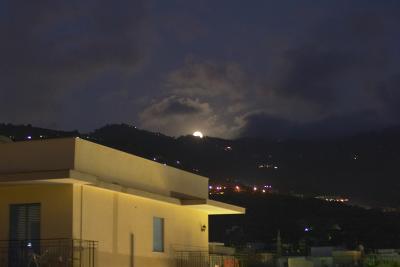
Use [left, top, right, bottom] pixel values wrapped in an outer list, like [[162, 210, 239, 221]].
[[193, 131, 204, 138]]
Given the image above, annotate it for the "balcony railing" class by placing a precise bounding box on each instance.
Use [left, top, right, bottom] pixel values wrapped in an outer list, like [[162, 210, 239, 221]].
[[175, 251, 248, 267], [0, 239, 97, 267]]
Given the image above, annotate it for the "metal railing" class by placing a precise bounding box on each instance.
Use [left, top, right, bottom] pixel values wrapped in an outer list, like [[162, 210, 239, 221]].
[[175, 251, 209, 267], [175, 250, 391, 267], [0, 239, 97, 267], [175, 251, 252, 267]]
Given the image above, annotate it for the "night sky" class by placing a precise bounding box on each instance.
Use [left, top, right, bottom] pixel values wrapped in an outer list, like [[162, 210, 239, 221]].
[[1, 1, 400, 139]]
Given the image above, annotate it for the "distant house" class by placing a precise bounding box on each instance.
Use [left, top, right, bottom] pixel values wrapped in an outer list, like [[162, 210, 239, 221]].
[[0, 138, 244, 267]]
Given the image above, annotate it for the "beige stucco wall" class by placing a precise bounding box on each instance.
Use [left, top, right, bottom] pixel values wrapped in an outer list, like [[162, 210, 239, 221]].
[[0, 184, 210, 266], [0, 138, 209, 200], [74, 138, 209, 199], [73, 184, 209, 267], [0, 138, 75, 174], [0, 139, 239, 266], [0, 184, 73, 240]]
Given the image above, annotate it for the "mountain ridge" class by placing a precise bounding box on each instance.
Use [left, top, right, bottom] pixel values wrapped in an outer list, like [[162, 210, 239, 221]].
[[1, 122, 399, 207]]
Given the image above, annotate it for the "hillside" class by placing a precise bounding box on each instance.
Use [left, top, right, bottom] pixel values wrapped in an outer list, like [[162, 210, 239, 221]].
[[1, 123, 400, 207], [2, 123, 400, 248], [210, 192, 400, 250]]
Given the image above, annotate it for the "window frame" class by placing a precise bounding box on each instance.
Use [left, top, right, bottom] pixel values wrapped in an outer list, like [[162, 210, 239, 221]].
[[152, 216, 164, 252], [9, 203, 41, 241]]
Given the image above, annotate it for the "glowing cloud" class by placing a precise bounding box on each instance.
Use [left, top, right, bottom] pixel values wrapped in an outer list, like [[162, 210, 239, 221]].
[[193, 131, 204, 138]]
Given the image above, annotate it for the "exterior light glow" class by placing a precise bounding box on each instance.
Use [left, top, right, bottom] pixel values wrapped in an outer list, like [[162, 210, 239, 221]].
[[224, 146, 232, 151]]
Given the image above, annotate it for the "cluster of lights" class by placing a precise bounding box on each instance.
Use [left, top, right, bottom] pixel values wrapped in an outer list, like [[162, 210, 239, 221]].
[[315, 196, 349, 203], [254, 185, 273, 193], [209, 184, 273, 195], [209, 186, 226, 190], [209, 185, 227, 195], [24, 135, 56, 140], [258, 163, 279, 170]]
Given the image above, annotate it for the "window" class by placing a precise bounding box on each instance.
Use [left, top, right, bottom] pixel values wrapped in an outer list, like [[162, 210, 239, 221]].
[[153, 217, 164, 252], [9, 203, 41, 263], [9, 203, 41, 241]]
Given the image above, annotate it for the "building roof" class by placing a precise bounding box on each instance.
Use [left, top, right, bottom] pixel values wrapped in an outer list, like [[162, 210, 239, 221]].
[[0, 138, 244, 215]]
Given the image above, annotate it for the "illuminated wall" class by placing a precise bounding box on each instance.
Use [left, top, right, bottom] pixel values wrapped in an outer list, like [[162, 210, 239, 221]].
[[0, 138, 243, 267], [0, 183, 208, 267], [0, 138, 209, 200], [72, 184, 209, 267], [0, 184, 73, 240]]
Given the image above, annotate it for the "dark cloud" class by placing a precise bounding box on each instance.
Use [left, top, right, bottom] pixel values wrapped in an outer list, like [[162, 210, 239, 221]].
[[161, 14, 208, 43], [162, 99, 205, 115], [166, 60, 247, 100], [273, 45, 356, 107], [143, 8, 400, 137], [0, 0, 153, 128], [139, 96, 219, 136], [238, 3, 400, 138], [2, 1, 400, 138], [141, 96, 211, 117], [264, 8, 400, 113], [238, 112, 295, 139], [373, 74, 400, 118], [138, 60, 249, 137]]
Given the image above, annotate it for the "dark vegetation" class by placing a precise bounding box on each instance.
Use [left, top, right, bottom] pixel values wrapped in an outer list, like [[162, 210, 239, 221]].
[[210, 192, 400, 251]]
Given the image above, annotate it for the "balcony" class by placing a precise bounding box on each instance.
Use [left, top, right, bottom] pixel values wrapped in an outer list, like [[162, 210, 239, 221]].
[[175, 251, 246, 267], [0, 239, 97, 267]]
